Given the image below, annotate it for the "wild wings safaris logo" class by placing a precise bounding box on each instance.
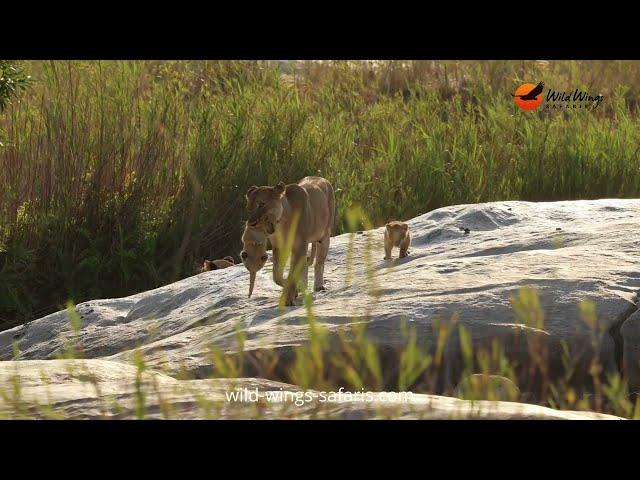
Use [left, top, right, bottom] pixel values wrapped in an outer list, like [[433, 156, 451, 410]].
[[512, 81, 605, 112], [512, 82, 544, 111]]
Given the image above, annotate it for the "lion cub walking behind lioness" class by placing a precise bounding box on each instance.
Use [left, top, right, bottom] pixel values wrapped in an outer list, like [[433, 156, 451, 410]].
[[384, 221, 411, 260]]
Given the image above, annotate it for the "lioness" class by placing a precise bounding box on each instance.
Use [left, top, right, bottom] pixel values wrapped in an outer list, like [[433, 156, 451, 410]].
[[384, 221, 411, 259], [244, 176, 335, 305]]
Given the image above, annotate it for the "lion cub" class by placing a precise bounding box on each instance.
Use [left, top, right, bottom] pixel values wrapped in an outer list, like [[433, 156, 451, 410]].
[[240, 223, 270, 297], [384, 221, 411, 260], [200, 256, 235, 272]]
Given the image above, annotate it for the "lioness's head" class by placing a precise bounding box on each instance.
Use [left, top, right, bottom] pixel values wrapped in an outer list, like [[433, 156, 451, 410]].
[[246, 182, 286, 233], [240, 224, 269, 297]]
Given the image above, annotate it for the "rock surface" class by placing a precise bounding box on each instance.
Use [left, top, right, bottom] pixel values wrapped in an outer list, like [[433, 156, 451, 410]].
[[1, 199, 639, 417], [0, 360, 620, 419]]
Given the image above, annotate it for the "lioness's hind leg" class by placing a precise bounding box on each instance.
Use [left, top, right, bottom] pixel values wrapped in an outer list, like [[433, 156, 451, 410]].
[[314, 236, 330, 292]]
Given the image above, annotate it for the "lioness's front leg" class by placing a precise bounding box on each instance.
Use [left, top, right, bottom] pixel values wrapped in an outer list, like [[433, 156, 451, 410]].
[[314, 235, 330, 292], [271, 247, 285, 286], [307, 242, 316, 266], [282, 241, 308, 306]]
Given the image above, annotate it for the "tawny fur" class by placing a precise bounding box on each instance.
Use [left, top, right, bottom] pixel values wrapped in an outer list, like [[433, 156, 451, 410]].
[[240, 225, 268, 273], [239, 223, 270, 297], [200, 256, 235, 272], [384, 221, 411, 260], [247, 208, 316, 267], [245, 176, 335, 306]]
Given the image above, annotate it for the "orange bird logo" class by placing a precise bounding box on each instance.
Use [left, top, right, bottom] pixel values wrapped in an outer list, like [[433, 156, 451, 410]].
[[512, 82, 544, 111]]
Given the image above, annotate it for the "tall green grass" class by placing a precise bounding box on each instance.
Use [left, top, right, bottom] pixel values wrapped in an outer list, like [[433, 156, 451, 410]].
[[2, 60, 640, 327]]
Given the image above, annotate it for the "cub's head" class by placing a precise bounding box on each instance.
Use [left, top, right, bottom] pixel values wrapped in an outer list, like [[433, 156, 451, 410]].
[[240, 245, 269, 274], [200, 257, 235, 273], [385, 221, 409, 241], [201, 260, 216, 272], [245, 182, 286, 232]]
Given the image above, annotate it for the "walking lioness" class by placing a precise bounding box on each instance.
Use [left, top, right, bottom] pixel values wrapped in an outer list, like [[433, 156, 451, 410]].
[[244, 176, 335, 306]]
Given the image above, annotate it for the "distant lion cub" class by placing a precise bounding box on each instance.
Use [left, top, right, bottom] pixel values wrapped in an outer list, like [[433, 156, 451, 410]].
[[384, 221, 411, 260], [200, 256, 235, 272]]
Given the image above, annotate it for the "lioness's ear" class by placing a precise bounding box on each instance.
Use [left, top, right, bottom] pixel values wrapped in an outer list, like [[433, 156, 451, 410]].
[[246, 186, 258, 200], [402, 223, 409, 231], [246, 186, 258, 209], [274, 181, 286, 197]]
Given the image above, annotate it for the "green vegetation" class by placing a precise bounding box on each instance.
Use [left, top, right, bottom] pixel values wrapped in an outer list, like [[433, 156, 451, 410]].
[[0, 61, 32, 113], [2, 60, 640, 328]]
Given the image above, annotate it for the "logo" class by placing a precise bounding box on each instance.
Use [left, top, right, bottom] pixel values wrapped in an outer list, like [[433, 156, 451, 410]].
[[512, 81, 605, 112], [513, 82, 544, 111]]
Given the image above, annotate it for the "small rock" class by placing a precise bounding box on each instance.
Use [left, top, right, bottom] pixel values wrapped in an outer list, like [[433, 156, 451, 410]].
[[464, 228, 470, 234], [556, 228, 562, 231]]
